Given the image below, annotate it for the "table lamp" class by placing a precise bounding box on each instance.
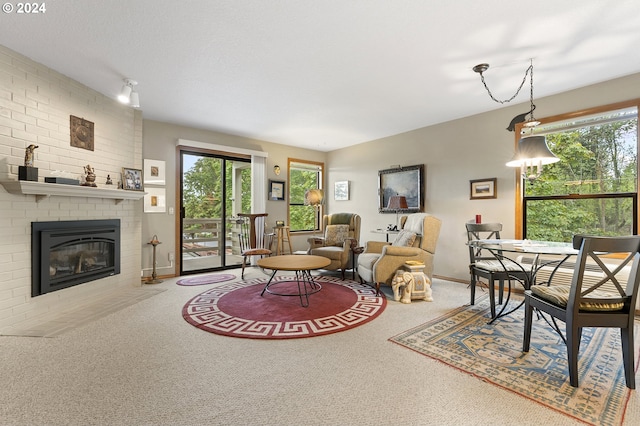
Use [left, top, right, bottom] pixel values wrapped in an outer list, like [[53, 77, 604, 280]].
[[387, 195, 408, 230]]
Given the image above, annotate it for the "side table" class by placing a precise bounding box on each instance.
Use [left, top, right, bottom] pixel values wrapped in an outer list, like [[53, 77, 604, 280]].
[[391, 263, 433, 303], [273, 225, 293, 255], [351, 244, 364, 280]]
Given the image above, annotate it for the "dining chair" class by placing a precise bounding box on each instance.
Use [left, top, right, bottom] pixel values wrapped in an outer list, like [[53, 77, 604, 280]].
[[466, 223, 531, 318], [523, 235, 640, 388], [237, 213, 274, 278]]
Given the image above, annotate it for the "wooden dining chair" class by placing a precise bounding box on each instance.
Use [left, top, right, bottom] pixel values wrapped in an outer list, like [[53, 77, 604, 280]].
[[466, 223, 531, 318], [237, 213, 274, 278], [523, 235, 640, 388]]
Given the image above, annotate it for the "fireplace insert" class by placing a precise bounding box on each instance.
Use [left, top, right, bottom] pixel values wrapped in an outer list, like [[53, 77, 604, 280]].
[[31, 219, 121, 297]]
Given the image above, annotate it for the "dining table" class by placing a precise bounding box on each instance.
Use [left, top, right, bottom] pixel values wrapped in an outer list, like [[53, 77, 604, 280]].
[[467, 238, 579, 322]]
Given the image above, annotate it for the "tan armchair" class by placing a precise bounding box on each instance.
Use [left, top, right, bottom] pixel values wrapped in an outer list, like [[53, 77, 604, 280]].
[[358, 214, 441, 295], [307, 213, 361, 279]]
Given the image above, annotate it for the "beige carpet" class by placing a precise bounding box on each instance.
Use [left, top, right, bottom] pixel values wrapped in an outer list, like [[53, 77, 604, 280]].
[[0, 271, 638, 425]]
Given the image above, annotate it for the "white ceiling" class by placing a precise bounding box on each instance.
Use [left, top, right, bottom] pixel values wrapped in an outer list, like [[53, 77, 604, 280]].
[[1, 0, 639, 151]]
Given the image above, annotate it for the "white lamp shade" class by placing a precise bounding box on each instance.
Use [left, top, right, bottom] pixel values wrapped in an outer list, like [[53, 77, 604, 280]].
[[506, 135, 560, 167], [117, 84, 132, 103], [129, 91, 140, 108], [304, 189, 324, 206]]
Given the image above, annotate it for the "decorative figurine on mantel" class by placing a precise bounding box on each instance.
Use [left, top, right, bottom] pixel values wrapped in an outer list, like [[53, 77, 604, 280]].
[[105, 174, 113, 185], [19, 144, 39, 181], [82, 164, 97, 187]]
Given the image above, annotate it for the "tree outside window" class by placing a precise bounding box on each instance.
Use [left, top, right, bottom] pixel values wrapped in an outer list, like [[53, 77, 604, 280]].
[[521, 104, 638, 241], [288, 159, 323, 232]]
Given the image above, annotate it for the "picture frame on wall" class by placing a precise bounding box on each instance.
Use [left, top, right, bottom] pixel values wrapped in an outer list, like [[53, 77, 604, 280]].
[[334, 180, 349, 201], [378, 164, 424, 213], [122, 167, 143, 191], [144, 187, 166, 213], [470, 178, 497, 200], [144, 159, 166, 185], [269, 180, 285, 201]]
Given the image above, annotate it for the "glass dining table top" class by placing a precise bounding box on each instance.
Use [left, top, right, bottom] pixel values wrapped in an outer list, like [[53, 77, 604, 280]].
[[468, 239, 579, 256]]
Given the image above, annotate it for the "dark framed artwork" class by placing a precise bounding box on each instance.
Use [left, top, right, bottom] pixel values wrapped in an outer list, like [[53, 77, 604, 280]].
[[269, 180, 285, 201], [470, 178, 497, 200], [70, 115, 94, 151], [378, 164, 424, 213], [122, 167, 143, 191]]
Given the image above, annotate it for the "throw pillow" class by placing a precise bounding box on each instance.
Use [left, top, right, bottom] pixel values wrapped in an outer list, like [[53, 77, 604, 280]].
[[324, 224, 350, 246], [392, 230, 417, 247]]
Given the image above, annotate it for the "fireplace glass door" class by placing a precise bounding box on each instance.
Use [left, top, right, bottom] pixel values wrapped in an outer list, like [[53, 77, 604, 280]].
[[180, 151, 251, 274]]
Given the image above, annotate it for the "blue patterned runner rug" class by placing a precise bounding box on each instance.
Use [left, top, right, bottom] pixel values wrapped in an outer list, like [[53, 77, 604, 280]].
[[389, 298, 638, 426]]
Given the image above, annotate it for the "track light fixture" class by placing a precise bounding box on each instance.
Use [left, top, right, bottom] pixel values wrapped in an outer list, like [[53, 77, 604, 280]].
[[118, 78, 140, 107]]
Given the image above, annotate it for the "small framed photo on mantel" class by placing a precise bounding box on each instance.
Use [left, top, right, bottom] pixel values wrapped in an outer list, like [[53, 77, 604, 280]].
[[470, 178, 497, 200]]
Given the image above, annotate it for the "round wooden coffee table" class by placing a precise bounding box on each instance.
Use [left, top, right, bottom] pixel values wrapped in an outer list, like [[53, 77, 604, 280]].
[[257, 255, 331, 307]]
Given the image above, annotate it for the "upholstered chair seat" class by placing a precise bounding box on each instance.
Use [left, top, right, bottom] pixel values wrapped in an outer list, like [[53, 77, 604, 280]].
[[307, 213, 361, 279], [358, 213, 442, 295]]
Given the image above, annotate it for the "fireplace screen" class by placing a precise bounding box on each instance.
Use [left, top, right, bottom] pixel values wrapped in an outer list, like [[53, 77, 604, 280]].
[[32, 220, 121, 297]]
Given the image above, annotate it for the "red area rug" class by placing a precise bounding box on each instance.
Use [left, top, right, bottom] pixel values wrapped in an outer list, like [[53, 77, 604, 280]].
[[182, 275, 386, 339], [176, 273, 236, 286]]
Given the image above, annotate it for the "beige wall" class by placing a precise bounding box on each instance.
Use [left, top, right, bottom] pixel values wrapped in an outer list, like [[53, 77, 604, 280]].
[[327, 73, 640, 282], [0, 45, 143, 328], [141, 120, 327, 277]]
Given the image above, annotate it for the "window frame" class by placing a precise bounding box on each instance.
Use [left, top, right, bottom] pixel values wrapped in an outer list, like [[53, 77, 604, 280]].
[[514, 99, 640, 239], [287, 158, 324, 233]]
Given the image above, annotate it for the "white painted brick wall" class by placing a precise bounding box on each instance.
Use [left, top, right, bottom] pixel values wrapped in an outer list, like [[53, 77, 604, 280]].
[[0, 45, 143, 329]]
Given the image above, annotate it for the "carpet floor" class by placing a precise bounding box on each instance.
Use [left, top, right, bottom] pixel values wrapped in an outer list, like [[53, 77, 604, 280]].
[[390, 297, 639, 426]]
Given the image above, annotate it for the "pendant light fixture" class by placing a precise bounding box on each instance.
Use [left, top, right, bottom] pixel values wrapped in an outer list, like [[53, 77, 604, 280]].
[[473, 60, 559, 183]]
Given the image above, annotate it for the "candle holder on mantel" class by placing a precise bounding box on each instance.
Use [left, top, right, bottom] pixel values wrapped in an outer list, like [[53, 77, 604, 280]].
[[146, 235, 163, 284]]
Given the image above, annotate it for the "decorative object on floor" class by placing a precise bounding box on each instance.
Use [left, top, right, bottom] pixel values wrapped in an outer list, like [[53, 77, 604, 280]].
[[176, 274, 236, 286], [146, 235, 163, 284], [391, 262, 432, 303], [390, 298, 638, 426], [182, 275, 386, 339], [70, 115, 94, 150]]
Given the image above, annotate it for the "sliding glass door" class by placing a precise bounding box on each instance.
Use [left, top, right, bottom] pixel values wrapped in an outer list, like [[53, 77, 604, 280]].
[[180, 150, 251, 274]]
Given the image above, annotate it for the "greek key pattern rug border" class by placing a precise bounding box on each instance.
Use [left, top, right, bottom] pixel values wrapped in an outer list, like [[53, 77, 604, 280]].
[[182, 275, 386, 339], [389, 299, 638, 426]]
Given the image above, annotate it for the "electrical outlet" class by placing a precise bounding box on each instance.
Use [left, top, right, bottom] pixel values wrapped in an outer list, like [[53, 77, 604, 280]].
[[168, 252, 174, 262], [140, 270, 144, 277]]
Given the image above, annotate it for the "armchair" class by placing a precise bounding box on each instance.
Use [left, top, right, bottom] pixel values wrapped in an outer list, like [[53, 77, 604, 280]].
[[307, 213, 361, 279], [358, 213, 442, 295]]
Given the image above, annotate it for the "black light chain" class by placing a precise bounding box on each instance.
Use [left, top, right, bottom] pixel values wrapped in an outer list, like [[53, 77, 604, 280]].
[[478, 62, 533, 105]]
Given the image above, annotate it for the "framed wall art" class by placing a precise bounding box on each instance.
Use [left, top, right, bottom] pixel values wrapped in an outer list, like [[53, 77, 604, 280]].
[[378, 164, 424, 213], [70, 115, 94, 151], [269, 180, 285, 201], [144, 159, 166, 185], [470, 178, 497, 200], [144, 187, 166, 213], [334, 180, 349, 201], [122, 167, 143, 191]]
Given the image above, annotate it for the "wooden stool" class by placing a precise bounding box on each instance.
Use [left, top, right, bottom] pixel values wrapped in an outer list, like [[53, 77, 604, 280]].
[[274, 225, 292, 255]]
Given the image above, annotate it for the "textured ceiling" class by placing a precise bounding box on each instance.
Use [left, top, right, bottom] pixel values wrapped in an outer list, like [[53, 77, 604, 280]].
[[1, 0, 639, 151]]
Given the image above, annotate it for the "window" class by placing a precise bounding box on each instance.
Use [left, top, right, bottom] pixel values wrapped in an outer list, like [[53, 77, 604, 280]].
[[517, 101, 639, 241], [288, 158, 324, 232]]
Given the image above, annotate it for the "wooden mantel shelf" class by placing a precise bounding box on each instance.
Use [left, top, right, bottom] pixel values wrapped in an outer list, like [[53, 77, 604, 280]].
[[1, 180, 146, 204]]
